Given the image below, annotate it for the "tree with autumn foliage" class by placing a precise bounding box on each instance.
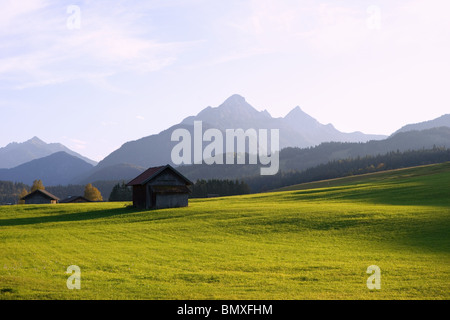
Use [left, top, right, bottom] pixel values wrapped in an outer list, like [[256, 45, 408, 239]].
[[84, 183, 103, 202], [31, 180, 45, 192]]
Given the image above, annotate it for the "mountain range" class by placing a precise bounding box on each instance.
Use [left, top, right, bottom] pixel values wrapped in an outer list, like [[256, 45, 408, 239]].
[[0, 94, 449, 187], [0, 136, 97, 169], [0, 151, 94, 186], [182, 95, 386, 146], [94, 94, 386, 170], [392, 114, 450, 135]]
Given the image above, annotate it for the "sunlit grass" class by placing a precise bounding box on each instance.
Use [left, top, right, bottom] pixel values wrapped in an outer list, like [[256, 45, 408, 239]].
[[1, 163, 449, 299]]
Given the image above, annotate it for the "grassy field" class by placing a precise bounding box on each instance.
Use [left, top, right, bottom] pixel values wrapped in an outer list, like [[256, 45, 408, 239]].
[[1, 163, 449, 300]]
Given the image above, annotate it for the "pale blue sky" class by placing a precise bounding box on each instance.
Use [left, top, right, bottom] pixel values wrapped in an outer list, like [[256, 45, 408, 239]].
[[1, 0, 449, 161]]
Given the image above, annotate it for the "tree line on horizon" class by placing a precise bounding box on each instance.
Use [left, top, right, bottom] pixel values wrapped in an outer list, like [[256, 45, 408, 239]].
[[190, 179, 251, 198], [0, 180, 104, 204], [107, 179, 252, 200]]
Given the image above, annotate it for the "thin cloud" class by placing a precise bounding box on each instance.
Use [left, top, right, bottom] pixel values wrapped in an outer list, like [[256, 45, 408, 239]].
[[70, 138, 87, 150], [0, 0, 49, 31], [70, 138, 87, 145], [0, 1, 200, 89], [218, 0, 450, 59], [101, 121, 118, 127]]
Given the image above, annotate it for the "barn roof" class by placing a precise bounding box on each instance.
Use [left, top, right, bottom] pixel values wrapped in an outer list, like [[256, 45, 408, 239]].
[[21, 189, 60, 201], [126, 164, 193, 186]]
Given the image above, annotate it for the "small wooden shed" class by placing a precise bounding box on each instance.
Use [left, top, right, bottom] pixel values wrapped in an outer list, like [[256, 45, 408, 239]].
[[21, 189, 59, 204], [126, 165, 193, 210]]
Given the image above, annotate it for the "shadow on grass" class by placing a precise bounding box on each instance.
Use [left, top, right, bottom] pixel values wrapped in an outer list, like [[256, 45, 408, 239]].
[[0, 206, 137, 227]]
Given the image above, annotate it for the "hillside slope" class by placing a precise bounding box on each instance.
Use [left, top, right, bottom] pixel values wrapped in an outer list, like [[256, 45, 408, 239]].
[[274, 161, 450, 198], [1, 162, 449, 299]]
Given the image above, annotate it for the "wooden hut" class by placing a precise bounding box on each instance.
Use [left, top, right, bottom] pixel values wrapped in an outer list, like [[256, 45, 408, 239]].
[[21, 189, 59, 204], [126, 165, 193, 210]]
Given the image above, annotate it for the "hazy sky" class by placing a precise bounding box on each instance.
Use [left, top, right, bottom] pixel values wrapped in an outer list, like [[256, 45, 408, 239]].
[[1, 0, 449, 161]]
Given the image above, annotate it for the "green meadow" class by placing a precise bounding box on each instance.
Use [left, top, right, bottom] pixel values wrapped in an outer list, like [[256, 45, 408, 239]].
[[1, 163, 449, 300]]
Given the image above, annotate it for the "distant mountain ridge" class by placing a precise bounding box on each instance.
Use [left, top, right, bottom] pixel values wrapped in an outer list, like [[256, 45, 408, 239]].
[[1, 95, 449, 187], [0, 136, 97, 169], [182, 94, 386, 147], [73, 163, 146, 185], [95, 94, 387, 171], [0, 128, 448, 189], [0, 151, 94, 186], [282, 105, 384, 145], [392, 114, 450, 135]]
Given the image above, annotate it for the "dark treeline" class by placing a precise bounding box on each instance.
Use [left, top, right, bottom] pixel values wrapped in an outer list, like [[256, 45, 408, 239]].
[[46, 181, 119, 202], [0, 181, 119, 205], [0, 181, 29, 204], [46, 184, 85, 199], [245, 147, 450, 193], [190, 179, 251, 198], [109, 182, 132, 201]]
